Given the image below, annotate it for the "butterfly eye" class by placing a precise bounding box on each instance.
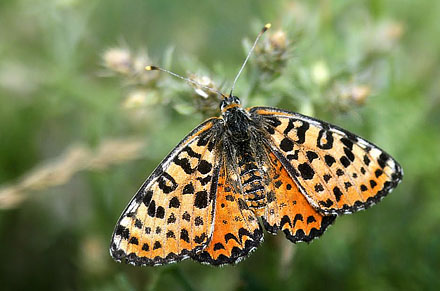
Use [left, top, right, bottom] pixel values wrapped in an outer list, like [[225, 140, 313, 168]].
[[232, 96, 241, 104], [220, 100, 227, 110]]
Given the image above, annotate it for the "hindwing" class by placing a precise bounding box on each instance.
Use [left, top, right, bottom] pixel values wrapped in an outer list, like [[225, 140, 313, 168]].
[[262, 150, 336, 242], [193, 163, 263, 265]]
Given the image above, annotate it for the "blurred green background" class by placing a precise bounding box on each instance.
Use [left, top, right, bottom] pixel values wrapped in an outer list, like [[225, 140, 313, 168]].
[[1, 0, 439, 290]]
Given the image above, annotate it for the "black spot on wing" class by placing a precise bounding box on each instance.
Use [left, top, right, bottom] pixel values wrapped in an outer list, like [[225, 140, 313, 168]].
[[194, 190, 209, 209], [324, 155, 336, 167], [307, 216, 316, 224], [134, 219, 143, 229], [295, 121, 310, 144], [224, 233, 239, 243], [315, 183, 324, 192], [283, 119, 295, 135], [115, 225, 130, 240], [182, 211, 191, 221], [197, 175, 212, 186], [340, 156, 351, 168], [344, 182, 352, 190], [173, 156, 195, 174], [153, 241, 162, 250], [340, 137, 354, 150], [298, 163, 315, 180], [333, 186, 343, 202], [169, 197, 180, 208], [280, 138, 294, 152], [158, 172, 178, 194], [184, 146, 202, 158], [319, 199, 334, 208], [344, 147, 355, 162], [167, 213, 176, 224], [147, 200, 156, 217], [198, 160, 212, 174], [183, 182, 194, 194], [286, 150, 299, 161], [378, 153, 390, 168], [282, 119, 309, 144], [306, 151, 319, 162], [214, 243, 225, 250], [317, 129, 334, 150], [180, 229, 190, 243], [156, 206, 165, 219], [364, 155, 371, 166], [194, 233, 207, 244], [195, 216, 204, 226], [142, 190, 153, 207], [375, 169, 383, 178]]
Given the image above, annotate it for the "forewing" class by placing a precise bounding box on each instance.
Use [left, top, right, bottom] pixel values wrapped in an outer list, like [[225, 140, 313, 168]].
[[251, 107, 403, 215], [193, 162, 263, 265], [263, 150, 336, 242], [110, 118, 221, 266]]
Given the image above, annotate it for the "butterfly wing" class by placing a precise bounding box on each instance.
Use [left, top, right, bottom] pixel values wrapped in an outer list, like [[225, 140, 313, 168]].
[[192, 162, 263, 265], [110, 118, 222, 266], [250, 107, 403, 215], [263, 149, 336, 242]]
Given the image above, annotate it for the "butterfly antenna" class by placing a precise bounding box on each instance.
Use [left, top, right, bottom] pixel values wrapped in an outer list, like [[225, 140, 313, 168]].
[[145, 65, 226, 98], [229, 23, 271, 97]]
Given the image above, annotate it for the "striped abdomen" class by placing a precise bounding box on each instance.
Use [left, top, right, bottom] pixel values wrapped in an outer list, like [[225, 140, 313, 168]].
[[238, 154, 266, 210]]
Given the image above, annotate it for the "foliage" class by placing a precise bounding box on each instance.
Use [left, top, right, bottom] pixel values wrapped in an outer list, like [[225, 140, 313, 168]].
[[0, 0, 439, 290]]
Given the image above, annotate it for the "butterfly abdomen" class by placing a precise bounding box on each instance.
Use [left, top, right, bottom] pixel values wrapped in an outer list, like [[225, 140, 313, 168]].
[[237, 152, 267, 210]]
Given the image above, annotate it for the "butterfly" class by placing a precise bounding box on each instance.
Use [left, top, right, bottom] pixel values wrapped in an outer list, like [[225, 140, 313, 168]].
[[110, 24, 403, 266]]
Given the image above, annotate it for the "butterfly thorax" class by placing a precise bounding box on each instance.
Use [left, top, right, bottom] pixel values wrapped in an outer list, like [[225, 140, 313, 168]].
[[221, 96, 268, 211], [221, 96, 250, 141]]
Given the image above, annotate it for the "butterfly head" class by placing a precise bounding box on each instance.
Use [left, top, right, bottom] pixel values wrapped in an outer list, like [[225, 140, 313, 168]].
[[220, 95, 242, 113]]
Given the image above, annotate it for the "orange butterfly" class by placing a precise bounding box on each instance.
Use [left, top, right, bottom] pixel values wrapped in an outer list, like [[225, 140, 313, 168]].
[[110, 24, 402, 266]]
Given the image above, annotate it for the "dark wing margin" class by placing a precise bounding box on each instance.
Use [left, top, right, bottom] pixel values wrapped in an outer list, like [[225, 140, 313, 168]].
[[250, 106, 403, 215], [110, 117, 223, 266]]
